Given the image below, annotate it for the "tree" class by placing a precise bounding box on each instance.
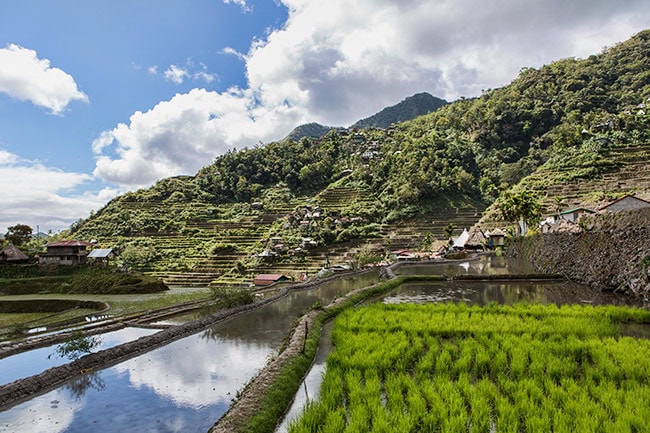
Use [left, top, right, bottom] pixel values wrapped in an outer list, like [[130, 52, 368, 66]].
[[443, 223, 457, 244], [498, 189, 542, 235], [554, 196, 565, 216], [5, 224, 33, 246]]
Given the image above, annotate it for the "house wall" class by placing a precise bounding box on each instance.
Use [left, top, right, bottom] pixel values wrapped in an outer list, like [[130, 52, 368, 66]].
[[602, 196, 650, 213]]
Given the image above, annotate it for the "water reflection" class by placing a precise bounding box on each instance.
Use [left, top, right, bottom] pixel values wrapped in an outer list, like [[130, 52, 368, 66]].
[[0, 271, 381, 433], [0, 328, 159, 386], [384, 280, 641, 307], [395, 255, 535, 276]]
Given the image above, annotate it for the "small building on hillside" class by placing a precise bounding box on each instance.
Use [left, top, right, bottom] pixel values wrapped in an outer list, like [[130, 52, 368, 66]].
[[486, 228, 506, 248], [465, 227, 487, 251], [599, 195, 650, 213], [39, 240, 93, 265], [0, 244, 29, 264], [452, 229, 470, 250], [253, 273, 291, 286], [559, 207, 596, 223], [88, 248, 116, 266]]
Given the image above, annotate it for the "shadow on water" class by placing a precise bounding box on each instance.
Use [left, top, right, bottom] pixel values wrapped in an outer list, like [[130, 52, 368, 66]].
[[0, 270, 381, 433]]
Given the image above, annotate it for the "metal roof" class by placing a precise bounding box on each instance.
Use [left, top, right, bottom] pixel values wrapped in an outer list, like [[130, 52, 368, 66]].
[[88, 248, 114, 258], [46, 240, 93, 247]]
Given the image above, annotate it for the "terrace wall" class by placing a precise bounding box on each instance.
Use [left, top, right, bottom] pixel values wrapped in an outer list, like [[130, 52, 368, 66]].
[[509, 208, 650, 300]]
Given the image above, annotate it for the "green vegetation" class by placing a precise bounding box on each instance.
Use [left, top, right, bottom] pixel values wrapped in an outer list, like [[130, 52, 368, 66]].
[[65, 30, 650, 281], [238, 277, 406, 433], [0, 266, 167, 295], [350, 92, 447, 129], [210, 287, 254, 308], [289, 303, 650, 433], [54, 331, 102, 360]]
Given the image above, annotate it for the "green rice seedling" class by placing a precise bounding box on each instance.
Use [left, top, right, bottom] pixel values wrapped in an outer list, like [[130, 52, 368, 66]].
[[289, 303, 650, 433]]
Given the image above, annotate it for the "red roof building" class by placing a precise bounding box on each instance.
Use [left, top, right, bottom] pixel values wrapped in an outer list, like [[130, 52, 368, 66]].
[[253, 274, 290, 286], [39, 240, 93, 265]]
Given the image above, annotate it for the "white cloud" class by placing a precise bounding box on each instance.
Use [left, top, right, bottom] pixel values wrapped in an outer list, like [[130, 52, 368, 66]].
[[223, 0, 251, 12], [93, 0, 650, 188], [0, 44, 88, 115], [163, 62, 218, 85], [164, 64, 189, 84], [92, 87, 302, 188], [0, 149, 120, 233], [221, 47, 247, 62], [148, 65, 158, 75]]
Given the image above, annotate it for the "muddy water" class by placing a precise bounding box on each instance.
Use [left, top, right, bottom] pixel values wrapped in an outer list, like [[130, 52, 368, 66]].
[[0, 270, 380, 433]]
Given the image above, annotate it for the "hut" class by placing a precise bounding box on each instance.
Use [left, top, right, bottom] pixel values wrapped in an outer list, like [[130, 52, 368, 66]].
[[0, 243, 29, 264], [452, 229, 470, 250], [253, 274, 290, 286], [465, 227, 487, 251], [487, 228, 506, 248], [88, 248, 116, 266], [559, 207, 596, 223]]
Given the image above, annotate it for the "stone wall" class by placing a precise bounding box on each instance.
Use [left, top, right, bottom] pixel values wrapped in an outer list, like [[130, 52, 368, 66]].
[[509, 208, 650, 301]]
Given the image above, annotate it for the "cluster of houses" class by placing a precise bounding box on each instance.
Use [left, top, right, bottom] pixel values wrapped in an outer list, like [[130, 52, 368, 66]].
[[0, 240, 115, 266], [540, 194, 650, 234]]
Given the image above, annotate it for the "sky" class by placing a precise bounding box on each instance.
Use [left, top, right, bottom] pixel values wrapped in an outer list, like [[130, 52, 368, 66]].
[[1, 0, 649, 234]]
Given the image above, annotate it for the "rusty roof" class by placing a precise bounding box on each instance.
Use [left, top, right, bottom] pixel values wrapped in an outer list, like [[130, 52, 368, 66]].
[[46, 240, 93, 247]]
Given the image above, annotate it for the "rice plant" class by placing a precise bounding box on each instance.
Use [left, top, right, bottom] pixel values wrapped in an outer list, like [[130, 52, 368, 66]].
[[288, 303, 650, 433]]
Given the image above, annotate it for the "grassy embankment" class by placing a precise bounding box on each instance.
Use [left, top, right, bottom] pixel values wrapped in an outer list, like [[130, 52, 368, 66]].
[[232, 275, 419, 433], [0, 265, 211, 337], [289, 303, 650, 433]]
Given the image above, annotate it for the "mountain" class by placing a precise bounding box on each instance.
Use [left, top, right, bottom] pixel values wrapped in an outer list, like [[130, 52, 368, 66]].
[[72, 30, 650, 287], [350, 92, 447, 129], [285, 92, 448, 141], [284, 122, 340, 141]]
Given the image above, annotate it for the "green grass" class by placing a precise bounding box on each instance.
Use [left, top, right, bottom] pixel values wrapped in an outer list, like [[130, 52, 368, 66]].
[[289, 303, 650, 433]]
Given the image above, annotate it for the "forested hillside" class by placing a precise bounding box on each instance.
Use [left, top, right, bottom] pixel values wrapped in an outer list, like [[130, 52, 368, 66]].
[[73, 30, 650, 286]]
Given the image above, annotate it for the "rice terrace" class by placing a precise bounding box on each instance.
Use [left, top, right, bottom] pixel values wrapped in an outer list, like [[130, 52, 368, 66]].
[[288, 303, 650, 433]]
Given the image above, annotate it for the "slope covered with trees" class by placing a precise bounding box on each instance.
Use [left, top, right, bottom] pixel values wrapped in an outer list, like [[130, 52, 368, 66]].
[[351, 92, 447, 129], [72, 30, 650, 285]]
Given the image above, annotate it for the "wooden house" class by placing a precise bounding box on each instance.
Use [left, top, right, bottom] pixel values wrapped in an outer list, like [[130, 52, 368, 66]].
[[39, 240, 93, 265], [486, 229, 506, 248]]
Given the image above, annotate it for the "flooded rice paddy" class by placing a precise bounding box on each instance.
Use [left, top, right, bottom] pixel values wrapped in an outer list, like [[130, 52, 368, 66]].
[[0, 271, 380, 433]]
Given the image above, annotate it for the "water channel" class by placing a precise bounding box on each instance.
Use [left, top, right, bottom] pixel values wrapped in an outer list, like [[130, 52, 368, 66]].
[[0, 270, 380, 433]]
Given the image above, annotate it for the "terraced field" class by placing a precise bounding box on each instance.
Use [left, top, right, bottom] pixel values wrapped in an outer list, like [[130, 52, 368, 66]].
[[478, 143, 650, 230], [86, 181, 486, 287]]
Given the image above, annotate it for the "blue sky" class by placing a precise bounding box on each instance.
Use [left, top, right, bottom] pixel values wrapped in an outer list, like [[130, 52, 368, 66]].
[[1, 0, 649, 233]]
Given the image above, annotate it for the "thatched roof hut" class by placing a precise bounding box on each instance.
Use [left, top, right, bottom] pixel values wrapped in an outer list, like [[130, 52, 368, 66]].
[[465, 228, 487, 250], [0, 244, 29, 263]]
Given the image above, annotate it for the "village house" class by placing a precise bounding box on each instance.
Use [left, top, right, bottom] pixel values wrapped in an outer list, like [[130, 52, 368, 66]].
[[39, 240, 93, 265], [253, 273, 290, 286], [486, 228, 506, 248], [0, 243, 29, 264], [559, 207, 596, 223], [599, 194, 650, 213], [87, 248, 116, 266]]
